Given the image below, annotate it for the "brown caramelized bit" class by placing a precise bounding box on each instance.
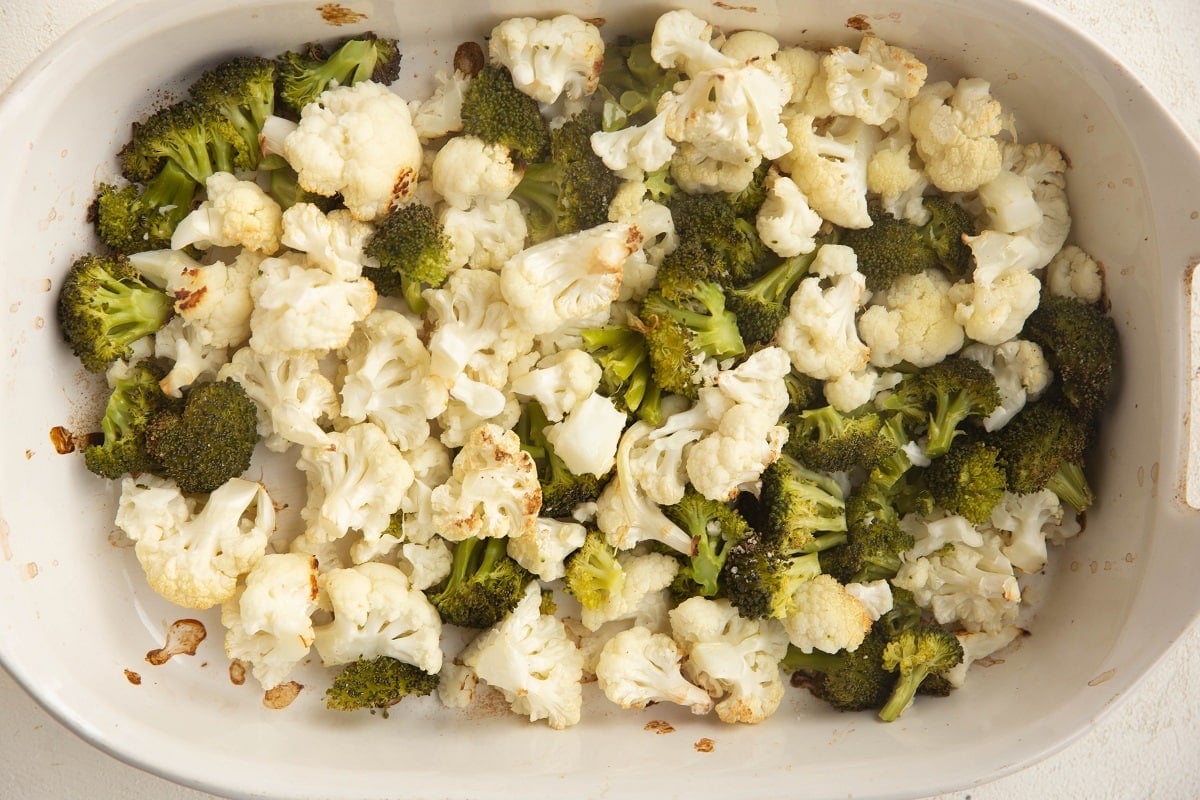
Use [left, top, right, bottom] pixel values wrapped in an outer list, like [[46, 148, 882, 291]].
[[644, 720, 675, 735], [713, 2, 758, 11], [49, 426, 78, 454], [146, 619, 207, 666], [174, 286, 207, 311], [694, 737, 715, 753], [124, 669, 142, 685], [453, 41, 485, 78], [229, 660, 247, 686], [846, 13, 872, 31], [263, 681, 304, 709], [317, 2, 367, 26]]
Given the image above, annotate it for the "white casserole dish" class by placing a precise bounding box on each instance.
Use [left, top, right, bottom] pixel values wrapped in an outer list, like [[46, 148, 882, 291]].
[[1, 1, 1199, 798]]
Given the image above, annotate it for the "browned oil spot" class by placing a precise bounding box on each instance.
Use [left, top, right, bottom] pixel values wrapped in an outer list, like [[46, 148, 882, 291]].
[[263, 681, 304, 709], [125, 669, 142, 685], [846, 13, 872, 31], [146, 619, 207, 666], [32, 316, 44, 330], [454, 41, 485, 77], [1069, 560, 1080, 572], [694, 737, 715, 753], [229, 659, 247, 686], [714, 1, 758, 11], [41, 278, 52, 292], [1088, 668, 1116, 687], [644, 720, 675, 734], [24, 449, 33, 460], [317, 2, 366, 26], [1124, 552, 1136, 563], [1191, 210, 1199, 220], [582, 16, 606, 28], [1089, 561, 1099, 574], [0, 517, 11, 561], [22, 562, 38, 580]]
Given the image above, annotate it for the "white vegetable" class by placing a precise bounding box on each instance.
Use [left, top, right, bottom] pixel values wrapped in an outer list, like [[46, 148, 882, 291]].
[[776, 244, 871, 380], [755, 169, 822, 257], [279, 203, 373, 280], [960, 339, 1053, 431], [488, 14, 605, 104], [908, 78, 1004, 193], [989, 489, 1065, 574], [779, 114, 881, 228], [1046, 244, 1104, 303], [821, 36, 926, 126], [440, 200, 528, 272], [248, 253, 377, 355], [781, 574, 873, 654], [218, 346, 339, 451], [171, 171, 282, 253], [430, 134, 521, 210], [507, 517, 588, 583], [858, 269, 965, 368], [544, 392, 627, 477], [595, 626, 713, 714], [509, 348, 602, 422], [581, 550, 681, 632]]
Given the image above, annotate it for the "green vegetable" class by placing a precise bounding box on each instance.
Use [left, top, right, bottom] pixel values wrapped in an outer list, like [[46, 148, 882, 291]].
[[563, 530, 626, 611], [878, 626, 964, 722], [460, 64, 551, 163], [663, 488, 754, 597], [362, 202, 452, 313], [325, 656, 439, 714], [83, 363, 180, 480], [276, 33, 401, 115], [429, 536, 532, 628]]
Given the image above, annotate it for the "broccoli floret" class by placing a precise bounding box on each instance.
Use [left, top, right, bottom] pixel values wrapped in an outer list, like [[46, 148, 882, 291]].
[[781, 630, 894, 711], [866, 412, 917, 490], [663, 488, 753, 597], [362, 202, 452, 313], [640, 284, 746, 399], [264, 161, 340, 212], [56, 254, 174, 373], [886, 357, 1001, 459], [82, 363, 180, 480], [745, 454, 847, 553], [118, 99, 251, 186], [726, 247, 820, 345], [562, 530, 626, 611], [657, 192, 765, 295], [878, 625, 964, 722], [92, 160, 198, 254], [429, 536, 533, 629], [784, 369, 823, 414], [144, 378, 260, 494], [821, 483, 914, 584], [992, 397, 1095, 511], [189, 55, 276, 167], [461, 64, 551, 164], [1023, 294, 1119, 424], [516, 402, 608, 518], [325, 656, 439, 714], [724, 160, 772, 220], [924, 436, 1007, 524], [276, 33, 401, 115], [840, 197, 977, 292], [785, 404, 897, 474], [597, 38, 680, 131], [580, 323, 664, 424], [512, 110, 622, 243], [719, 530, 824, 620]]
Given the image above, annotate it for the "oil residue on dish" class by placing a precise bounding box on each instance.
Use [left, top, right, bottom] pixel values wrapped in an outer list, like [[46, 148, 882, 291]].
[[644, 720, 675, 735], [317, 3, 366, 26], [146, 619, 207, 666]]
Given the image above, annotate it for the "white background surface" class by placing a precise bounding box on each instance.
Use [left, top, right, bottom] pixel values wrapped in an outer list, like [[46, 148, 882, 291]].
[[1, 0, 1198, 798]]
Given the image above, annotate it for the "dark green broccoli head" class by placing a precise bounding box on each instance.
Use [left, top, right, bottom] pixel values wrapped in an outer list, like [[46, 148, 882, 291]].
[[1023, 294, 1119, 424], [325, 656, 439, 714], [56, 253, 175, 373], [915, 356, 1002, 458], [580, 324, 664, 424], [92, 162, 198, 255], [276, 33, 401, 115], [662, 191, 765, 289], [726, 247, 820, 345], [597, 38, 681, 131], [429, 536, 533, 629], [821, 483, 914, 585], [840, 196, 976, 291], [748, 454, 847, 553], [119, 99, 251, 186], [718, 530, 823, 620], [516, 402, 609, 518], [461, 64, 551, 164], [189, 55, 277, 167], [920, 195, 976, 279], [785, 404, 897, 474], [362, 202, 452, 307], [924, 436, 1007, 525], [144, 378, 260, 494], [83, 363, 180, 480], [640, 283, 745, 400], [663, 488, 753, 597], [992, 397, 1095, 510], [512, 110, 622, 244], [724, 160, 771, 219], [781, 629, 895, 712], [784, 370, 823, 414], [563, 530, 626, 611], [878, 625, 964, 722]]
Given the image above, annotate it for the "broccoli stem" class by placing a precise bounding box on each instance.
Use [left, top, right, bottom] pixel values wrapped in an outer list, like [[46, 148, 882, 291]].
[[878, 665, 933, 723], [1045, 461, 1094, 511]]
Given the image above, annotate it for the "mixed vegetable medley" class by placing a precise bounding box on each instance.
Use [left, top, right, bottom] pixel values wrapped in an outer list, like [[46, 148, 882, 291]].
[[56, 9, 1119, 727]]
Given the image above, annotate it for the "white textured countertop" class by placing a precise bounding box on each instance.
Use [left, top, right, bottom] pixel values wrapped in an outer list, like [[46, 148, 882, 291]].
[[2, 1, 1198, 798]]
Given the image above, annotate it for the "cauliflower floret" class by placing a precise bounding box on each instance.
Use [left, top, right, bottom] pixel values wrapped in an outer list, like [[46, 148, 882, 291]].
[[960, 339, 1053, 431], [351, 531, 453, 592], [649, 9, 738, 76], [948, 231, 1043, 346], [298, 421, 414, 544], [171, 171, 282, 253], [441, 200, 528, 272], [606, 183, 676, 302], [755, 169, 822, 257], [430, 134, 521, 210], [669, 596, 790, 725], [116, 474, 275, 610], [544, 392, 628, 477], [500, 222, 642, 337], [221, 553, 321, 690], [867, 108, 931, 225], [373, 436, 454, 550], [988, 489, 1065, 574], [893, 513, 1022, 633], [430, 423, 542, 542], [338, 308, 449, 451], [978, 142, 1071, 270], [312, 562, 443, 674], [279, 203, 373, 280], [282, 80, 422, 221], [908, 77, 1004, 193], [773, 46, 821, 104], [408, 68, 471, 141], [621, 401, 704, 506], [781, 574, 873, 654], [844, 579, 895, 622], [1046, 244, 1104, 303], [721, 29, 779, 65], [488, 14, 604, 104], [823, 366, 902, 413], [509, 348, 602, 422], [218, 346, 338, 451], [151, 315, 231, 398], [595, 626, 713, 715], [581, 549, 681, 631], [507, 517, 588, 583], [944, 625, 1024, 688], [460, 582, 585, 729], [129, 248, 260, 351], [821, 36, 926, 126], [248, 253, 377, 355], [669, 142, 759, 194], [776, 244, 871, 380], [858, 269, 965, 368], [589, 115, 677, 179], [778, 114, 881, 228]]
